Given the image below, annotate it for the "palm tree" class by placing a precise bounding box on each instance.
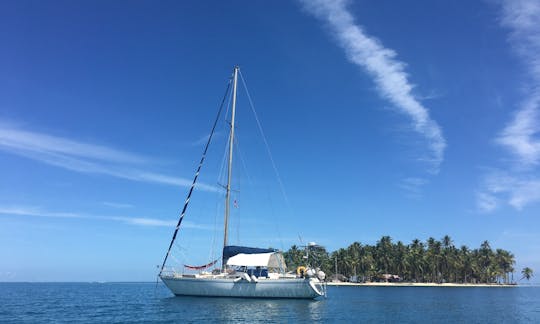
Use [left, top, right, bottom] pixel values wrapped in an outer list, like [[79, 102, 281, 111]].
[[283, 245, 304, 270], [359, 248, 375, 282], [309, 245, 330, 272], [479, 241, 493, 283], [441, 235, 461, 282], [459, 246, 472, 283], [407, 239, 424, 282], [447, 246, 459, 282], [347, 242, 362, 279], [521, 267, 534, 281], [426, 237, 442, 282], [375, 236, 393, 274], [394, 241, 408, 280], [494, 249, 515, 284], [284, 236, 517, 285]]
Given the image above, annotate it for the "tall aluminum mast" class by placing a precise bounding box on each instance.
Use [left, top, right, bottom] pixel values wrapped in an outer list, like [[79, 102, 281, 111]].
[[223, 66, 238, 258]]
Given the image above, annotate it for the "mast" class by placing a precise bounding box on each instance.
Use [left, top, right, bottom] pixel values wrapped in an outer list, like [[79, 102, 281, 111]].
[[223, 66, 238, 261]]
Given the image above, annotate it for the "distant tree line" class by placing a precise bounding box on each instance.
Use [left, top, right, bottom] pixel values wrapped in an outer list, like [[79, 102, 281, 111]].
[[283, 235, 532, 284]]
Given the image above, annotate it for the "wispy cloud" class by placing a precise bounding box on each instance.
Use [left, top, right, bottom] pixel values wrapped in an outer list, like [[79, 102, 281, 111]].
[[476, 191, 499, 213], [496, 96, 540, 166], [478, 0, 540, 212], [0, 122, 217, 192], [0, 206, 211, 229], [102, 201, 134, 209], [299, 0, 446, 172], [0, 123, 148, 164], [398, 177, 428, 198], [495, 1, 540, 167], [479, 170, 540, 212], [190, 132, 221, 147]]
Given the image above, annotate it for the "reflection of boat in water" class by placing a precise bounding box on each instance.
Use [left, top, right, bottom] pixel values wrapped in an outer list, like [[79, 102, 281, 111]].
[[158, 66, 326, 299]]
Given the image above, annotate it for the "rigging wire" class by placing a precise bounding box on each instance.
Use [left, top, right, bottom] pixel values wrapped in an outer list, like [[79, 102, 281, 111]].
[[158, 76, 232, 275], [232, 133, 245, 244], [238, 70, 289, 251], [234, 133, 254, 187], [238, 70, 293, 214], [209, 83, 235, 266], [175, 243, 191, 269]]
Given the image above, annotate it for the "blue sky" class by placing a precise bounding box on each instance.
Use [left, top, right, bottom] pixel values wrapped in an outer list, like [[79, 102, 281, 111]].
[[1, 0, 540, 282]]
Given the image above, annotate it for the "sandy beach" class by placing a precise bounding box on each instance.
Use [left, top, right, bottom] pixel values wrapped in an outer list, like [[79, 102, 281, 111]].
[[326, 282, 517, 287]]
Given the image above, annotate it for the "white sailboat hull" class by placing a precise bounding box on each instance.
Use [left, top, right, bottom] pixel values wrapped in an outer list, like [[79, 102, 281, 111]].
[[160, 276, 324, 299]]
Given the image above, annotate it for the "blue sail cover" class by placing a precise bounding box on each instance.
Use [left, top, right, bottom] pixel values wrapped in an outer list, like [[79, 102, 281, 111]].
[[222, 245, 277, 264]]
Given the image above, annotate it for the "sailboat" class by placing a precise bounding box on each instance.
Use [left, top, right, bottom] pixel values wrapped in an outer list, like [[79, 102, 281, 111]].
[[158, 66, 326, 299]]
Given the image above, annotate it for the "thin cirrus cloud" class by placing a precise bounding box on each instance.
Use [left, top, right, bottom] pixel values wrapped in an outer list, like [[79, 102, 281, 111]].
[[190, 132, 222, 147], [398, 177, 428, 198], [0, 124, 148, 164], [298, 0, 446, 172], [495, 0, 540, 167], [102, 201, 134, 209], [478, 170, 540, 212], [0, 122, 217, 192], [478, 0, 540, 212], [0, 206, 211, 229]]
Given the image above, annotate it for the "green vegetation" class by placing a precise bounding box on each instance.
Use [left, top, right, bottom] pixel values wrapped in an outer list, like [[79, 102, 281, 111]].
[[521, 267, 534, 281], [283, 235, 526, 284]]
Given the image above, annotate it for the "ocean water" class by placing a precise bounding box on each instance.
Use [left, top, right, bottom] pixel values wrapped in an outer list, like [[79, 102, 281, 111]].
[[1, 283, 539, 323]]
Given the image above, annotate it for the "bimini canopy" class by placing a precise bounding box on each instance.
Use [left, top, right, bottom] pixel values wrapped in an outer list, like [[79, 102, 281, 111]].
[[222, 245, 277, 264], [226, 252, 285, 268]]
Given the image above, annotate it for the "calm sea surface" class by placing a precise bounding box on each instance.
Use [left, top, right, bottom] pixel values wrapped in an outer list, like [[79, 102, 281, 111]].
[[1, 283, 539, 323]]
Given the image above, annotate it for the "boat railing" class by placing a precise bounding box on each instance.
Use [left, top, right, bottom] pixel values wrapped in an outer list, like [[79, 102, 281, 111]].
[[159, 267, 182, 278]]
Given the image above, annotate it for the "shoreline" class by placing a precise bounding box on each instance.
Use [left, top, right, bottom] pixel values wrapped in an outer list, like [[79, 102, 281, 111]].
[[326, 282, 517, 287], [0, 281, 531, 287]]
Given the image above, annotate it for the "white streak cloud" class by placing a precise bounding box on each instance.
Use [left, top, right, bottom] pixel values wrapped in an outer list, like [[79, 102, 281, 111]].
[[479, 171, 540, 211], [102, 202, 134, 209], [190, 132, 221, 147], [476, 191, 499, 213], [299, 0, 446, 171], [0, 206, 211, 229], [0, 122, 217, 192], [0, 125, 147, 164], [398, 177, 428, 198], [478, 0, 540, 212], [495, 0, 540, 167]]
